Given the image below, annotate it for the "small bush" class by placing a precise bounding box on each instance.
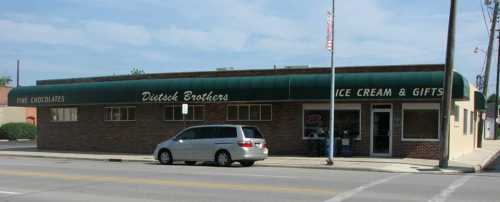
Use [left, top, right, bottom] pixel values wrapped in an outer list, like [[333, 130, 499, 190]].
[[0, 122, 37, 140]]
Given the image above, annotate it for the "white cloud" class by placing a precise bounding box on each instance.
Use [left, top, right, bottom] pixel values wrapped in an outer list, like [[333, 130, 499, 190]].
[[0, 19, 84, 46], [155, 26, 248, 51], [83, 21, 152, 47], [0, 19, 152, 48]]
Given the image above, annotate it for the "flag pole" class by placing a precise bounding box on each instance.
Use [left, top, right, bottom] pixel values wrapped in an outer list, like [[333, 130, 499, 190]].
[[327, 0, 335, 165]]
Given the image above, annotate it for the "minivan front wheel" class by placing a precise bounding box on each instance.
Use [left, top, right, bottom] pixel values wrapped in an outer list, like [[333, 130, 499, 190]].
[[158, 150, 173, 165], [215, 151, 232, 167]]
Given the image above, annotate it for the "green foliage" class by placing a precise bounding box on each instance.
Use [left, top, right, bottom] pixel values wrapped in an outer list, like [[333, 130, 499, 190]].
[[0, 122, 37, 140], [0, 76, 12, 86], [487, 94, 500, 103], [130, 67, 145, 75]]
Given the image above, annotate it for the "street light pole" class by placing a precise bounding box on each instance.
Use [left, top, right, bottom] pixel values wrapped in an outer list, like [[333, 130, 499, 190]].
[[327, 0, 336, 165], [439, 0, 458, 168]]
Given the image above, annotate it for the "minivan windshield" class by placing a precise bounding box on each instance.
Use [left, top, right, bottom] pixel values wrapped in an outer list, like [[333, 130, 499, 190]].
[[242, 127, 263, 139]]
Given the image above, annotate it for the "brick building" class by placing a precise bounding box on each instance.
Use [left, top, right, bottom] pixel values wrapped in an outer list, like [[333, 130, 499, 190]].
[[7, 64, 485, 159], [0, 86, 36, 125]]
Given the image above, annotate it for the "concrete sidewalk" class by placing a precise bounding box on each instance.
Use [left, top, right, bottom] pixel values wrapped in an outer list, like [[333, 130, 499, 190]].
[[0, 140, 499, 174]]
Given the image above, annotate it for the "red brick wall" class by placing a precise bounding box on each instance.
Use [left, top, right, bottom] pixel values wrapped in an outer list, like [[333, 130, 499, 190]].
[[37, 101, 441, 159]]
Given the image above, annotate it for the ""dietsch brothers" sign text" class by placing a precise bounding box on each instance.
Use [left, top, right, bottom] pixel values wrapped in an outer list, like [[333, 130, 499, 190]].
[[141, 91, 229, 103]]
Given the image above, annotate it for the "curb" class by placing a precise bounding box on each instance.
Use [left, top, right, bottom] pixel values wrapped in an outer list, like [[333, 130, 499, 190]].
[[0, 153, 476, 174], [255, 163, 472, 174], [0, 139, 34, 142], [0, 153, 154, 163], [480, 149, 500, 171]]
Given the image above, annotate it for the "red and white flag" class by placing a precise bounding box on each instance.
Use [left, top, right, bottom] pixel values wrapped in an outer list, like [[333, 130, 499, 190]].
[[326, 10, 333, 52]]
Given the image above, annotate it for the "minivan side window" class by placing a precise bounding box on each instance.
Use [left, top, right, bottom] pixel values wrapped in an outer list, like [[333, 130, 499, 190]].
[[242, 127, 263, 138], [176, 129, 197, 140], [216, 127, 237, 138], [197, 127, 217, 139]]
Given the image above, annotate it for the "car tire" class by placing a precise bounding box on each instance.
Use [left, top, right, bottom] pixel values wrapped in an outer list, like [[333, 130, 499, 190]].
[[185, 161, 196, 166], [240, 161, 255, 167], [158, 149, 173, 165], [215, 151, 232, 167]]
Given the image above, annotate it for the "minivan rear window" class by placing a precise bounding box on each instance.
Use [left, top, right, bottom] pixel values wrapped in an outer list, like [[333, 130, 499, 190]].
[[242, 127, 263, 139], [217, 127, 237, 138]]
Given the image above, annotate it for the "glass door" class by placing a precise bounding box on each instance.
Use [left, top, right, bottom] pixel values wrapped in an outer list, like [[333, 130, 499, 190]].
[[371, 108, 392, 156]]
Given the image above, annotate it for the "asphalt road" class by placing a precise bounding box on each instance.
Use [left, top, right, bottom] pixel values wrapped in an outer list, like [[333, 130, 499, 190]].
[[0, 156, 498, 202]]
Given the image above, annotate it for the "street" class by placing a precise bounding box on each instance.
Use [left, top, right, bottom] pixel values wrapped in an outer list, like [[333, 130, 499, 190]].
[[0, 156, 498, 202]]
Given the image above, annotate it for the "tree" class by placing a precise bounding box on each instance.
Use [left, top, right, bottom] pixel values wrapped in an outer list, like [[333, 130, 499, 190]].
[[487, 94, 499, 103], [130, 67, 145, 75], [0, 76, 12, 86]]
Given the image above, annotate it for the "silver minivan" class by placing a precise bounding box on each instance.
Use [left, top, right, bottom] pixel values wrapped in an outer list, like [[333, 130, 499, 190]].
[[153, 125, 268, 167]]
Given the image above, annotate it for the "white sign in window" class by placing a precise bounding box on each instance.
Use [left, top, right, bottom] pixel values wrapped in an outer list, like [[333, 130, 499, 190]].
[[164, 105, 204, 121]]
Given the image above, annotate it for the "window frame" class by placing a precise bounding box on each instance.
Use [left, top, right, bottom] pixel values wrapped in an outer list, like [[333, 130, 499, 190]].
[[50, 107, 78, 122], [225, 104, 272, 121], [104, 106, 136, 122], [401, 103, 440, 142], [470, 111, 474, 135], [453, 104, 460, 122], [163, 105, 205, 121], [463, 109, 468, 135], [302, 103, 362, 140]]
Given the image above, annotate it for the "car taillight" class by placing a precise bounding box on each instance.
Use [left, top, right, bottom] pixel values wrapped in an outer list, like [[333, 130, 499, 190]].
[[238, 141, 253, 148], [262, 143, 267, 148]]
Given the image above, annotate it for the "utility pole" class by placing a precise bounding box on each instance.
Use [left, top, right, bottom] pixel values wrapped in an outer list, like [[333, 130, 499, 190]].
[[439, 0, 457, 168], [495, 32, 500, 140], [484, 1, 499, 98], [480, 0, 499, 145], [16, 59, 20, 87]]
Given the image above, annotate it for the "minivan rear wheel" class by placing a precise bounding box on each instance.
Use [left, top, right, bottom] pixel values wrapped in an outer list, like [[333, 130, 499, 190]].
[[240, 161, 255, 167], [215, 151, 232, 167], [158, 150, 173, 165]]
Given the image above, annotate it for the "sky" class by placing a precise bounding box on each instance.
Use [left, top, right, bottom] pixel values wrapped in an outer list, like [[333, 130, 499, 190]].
[[0, 0, 492, 91]]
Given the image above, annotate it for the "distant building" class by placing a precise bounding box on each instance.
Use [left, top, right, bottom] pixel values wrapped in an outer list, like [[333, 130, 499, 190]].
[[485, 101, 499, 139], [0, 86, 36, 125]]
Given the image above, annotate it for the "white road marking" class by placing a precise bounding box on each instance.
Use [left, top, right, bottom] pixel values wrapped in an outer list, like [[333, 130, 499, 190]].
[[324, 173, 407, 202], [0, 190, 21, 195], [428, 175, 473, 202]]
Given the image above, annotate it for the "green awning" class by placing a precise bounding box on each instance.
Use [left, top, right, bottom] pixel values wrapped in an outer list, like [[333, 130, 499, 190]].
[[474, 91, 486, 111], [8, 71, 470, 106]]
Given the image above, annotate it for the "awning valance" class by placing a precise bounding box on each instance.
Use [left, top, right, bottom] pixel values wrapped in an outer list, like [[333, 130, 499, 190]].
[[8, 71, 470, 106]]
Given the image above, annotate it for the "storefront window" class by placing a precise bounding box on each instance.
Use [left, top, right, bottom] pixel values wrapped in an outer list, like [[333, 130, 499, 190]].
[[402, 104, 439, 140], [227, 105, 238, 121], [50, 107, 78, 122], [164, 105, 204, 121], [104, 106, 136, 121], [239, 105, 250, 120], [470, 111, 474, 134], [226, 104, 272, 121], [303, 109, 360, 139], [463, 109, 468, 135]]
